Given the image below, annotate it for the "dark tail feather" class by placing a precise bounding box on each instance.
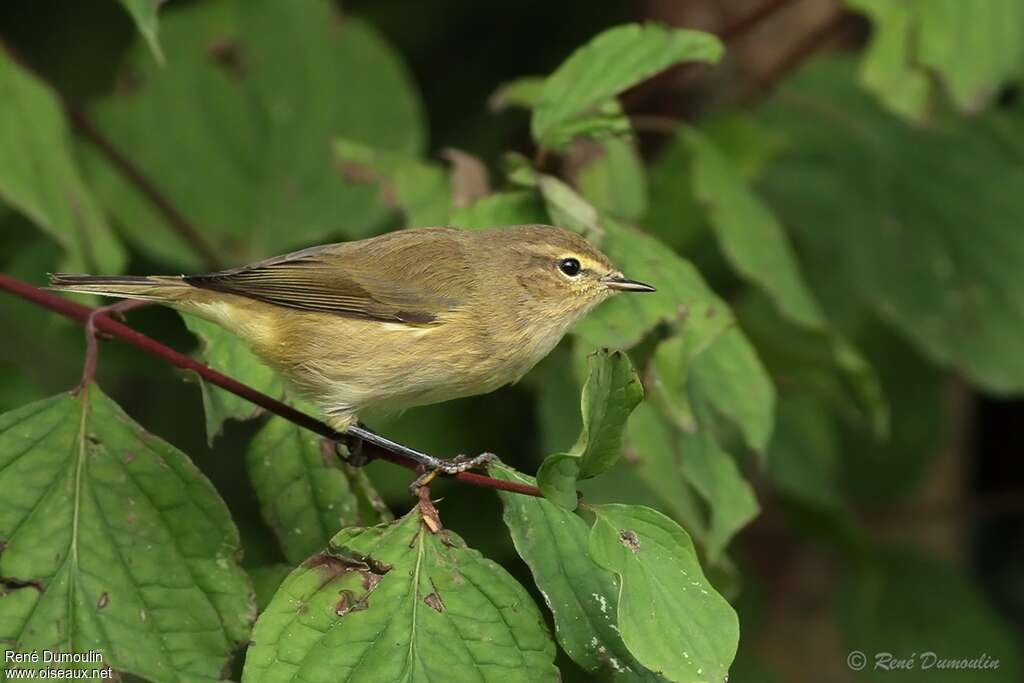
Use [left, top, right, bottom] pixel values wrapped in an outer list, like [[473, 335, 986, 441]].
[[48, 273, 187, 301]]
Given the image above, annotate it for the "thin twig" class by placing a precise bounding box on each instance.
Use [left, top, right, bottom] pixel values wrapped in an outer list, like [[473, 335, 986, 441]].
[[79, 299, 151, 390], [0, 274, 543, 498], [0, 36, 223, 271], [63, 108, 223, 270]]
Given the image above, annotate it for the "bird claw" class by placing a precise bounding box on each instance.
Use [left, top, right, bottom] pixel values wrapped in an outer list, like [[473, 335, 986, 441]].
[[437, 451, 499, 474]]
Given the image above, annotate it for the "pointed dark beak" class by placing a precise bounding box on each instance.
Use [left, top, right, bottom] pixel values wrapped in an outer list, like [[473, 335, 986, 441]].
[[601, 273, 656, 293]]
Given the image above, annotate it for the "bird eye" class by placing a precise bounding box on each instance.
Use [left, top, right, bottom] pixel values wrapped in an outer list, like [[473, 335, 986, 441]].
[[558, 257, 582, 277]]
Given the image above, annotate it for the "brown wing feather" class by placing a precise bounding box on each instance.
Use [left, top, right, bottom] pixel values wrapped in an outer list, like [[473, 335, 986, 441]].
[[185, 228, 471, 325]]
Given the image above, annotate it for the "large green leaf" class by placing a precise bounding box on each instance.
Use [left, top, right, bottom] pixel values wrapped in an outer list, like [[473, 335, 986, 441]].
[[532, 23, 722, 147], [493, 466, 660, 681], [575, 137, 648, 222], [684, 127, 822, 329], [840, 549, 1022, 682], [641, 336, 762, 560], [247, 413, 390, 564], [0, 53, 125, 275], [84, 0, 424, 269], [765, 396, 842, 511], [574, 219, 732, 351], [0, 387, 253, 681], [537, 350, 643, 509], [118, 0, 165, 64], [589, 504, 739, 683], [333, 138, 451, 227], [243, 508, 557, 682], [620, 403, 707, 538], [688, 326, 775, 453], [848, 0, 1024, 119], [683, 126, 886, 436], [675, 402, 760, 564], [760, 58, 1024, 394], [449, 191, 548, 229], [180, 314, 284, 443]]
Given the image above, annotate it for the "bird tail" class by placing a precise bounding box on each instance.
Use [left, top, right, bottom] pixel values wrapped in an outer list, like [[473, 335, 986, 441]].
[[47, 274, 192, 302]]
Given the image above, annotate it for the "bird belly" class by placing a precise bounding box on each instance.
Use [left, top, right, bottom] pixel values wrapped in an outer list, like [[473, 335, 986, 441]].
[[195, 302, 568, 431]]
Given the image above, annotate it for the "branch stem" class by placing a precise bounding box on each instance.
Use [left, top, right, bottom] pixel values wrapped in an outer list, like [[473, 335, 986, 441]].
[[0, 274, 542, 498]]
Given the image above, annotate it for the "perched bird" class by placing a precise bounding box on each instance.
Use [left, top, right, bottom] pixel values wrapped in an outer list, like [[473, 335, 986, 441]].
[[50, 225, 654, 474]]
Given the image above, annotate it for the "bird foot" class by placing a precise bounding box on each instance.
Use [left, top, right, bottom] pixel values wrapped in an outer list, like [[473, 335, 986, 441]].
[[408, 452, 499, 493]]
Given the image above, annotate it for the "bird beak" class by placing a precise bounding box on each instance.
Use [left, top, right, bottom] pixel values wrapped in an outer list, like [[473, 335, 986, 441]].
[[601, 273, 656, 292]]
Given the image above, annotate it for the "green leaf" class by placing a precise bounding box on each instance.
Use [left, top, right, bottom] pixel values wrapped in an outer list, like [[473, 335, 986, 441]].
[[489, 76, 545, 111], [760, 58, 1024, 394], [840, 549, 1022, 682], [449, 191, 548, 229], [576, 137, 649, 222], [618, 403, 709, 540], [683, 127, 887, 435], [118, 0, 165, 65], [588, 504, 739, 682], [737, 292, 887, 437], [537, 174, 604, 243], [765, 397, 842, 510], [574, 219, 732, 351], [243, 508, 557, 682], [641, 131, 704, 252], [573, 350, 644, 477], [846, 0, 930, 120], [676, 402, 760, 563], [334, 138, 451, 227], [247, 412, 390, 564], [0, 53, 125, 275], [181, 314, 284, 443], [532, 23, 723, 147], [537, 350, 643, 509], [836, 324, 946, 504], [848, 0, 1024, 119], [684, 127, 823, 329], [646, 334, 697, 432], [535, 453, 581, 510], [492, 466, 661, 681], [84, 0, 424, 269], [0, 388, 253, 681], [689, 326, 775, 453]]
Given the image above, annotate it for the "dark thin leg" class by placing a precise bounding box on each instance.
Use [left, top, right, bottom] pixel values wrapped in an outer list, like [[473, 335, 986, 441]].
[[345, 424, 498, 490]]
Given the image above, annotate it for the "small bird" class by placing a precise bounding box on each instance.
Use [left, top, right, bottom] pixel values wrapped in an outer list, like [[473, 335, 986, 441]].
[[51, 225, 654, 474]]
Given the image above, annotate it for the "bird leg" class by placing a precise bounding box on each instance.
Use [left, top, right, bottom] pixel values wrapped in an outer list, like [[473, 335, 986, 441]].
[[341, 424, 498, 491]]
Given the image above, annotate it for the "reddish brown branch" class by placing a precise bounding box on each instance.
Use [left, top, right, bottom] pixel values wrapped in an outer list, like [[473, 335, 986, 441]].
[[745, 7, 850, 99], [720, 0, 797, 42], [0, 274, 542, 498]]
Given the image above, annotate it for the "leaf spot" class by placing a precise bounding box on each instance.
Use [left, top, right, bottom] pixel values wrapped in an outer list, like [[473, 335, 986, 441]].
[[207, 39, 248, 79], [424, 591, 445, 612], [334, 589, 369, 617], [618, 530, 640, 552]]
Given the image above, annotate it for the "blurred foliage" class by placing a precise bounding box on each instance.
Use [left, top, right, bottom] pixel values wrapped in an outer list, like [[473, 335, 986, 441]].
[[1, 0, 1023, 681]]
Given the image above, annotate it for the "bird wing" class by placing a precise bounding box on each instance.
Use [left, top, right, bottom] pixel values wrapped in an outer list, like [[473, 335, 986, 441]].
[[184, 229, 471, 325]]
